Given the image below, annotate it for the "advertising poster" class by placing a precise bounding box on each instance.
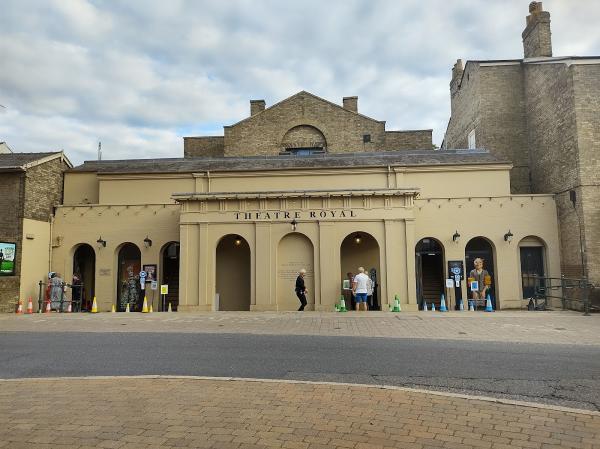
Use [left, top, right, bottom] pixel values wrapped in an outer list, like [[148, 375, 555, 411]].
[[0, 242, 16, 276]]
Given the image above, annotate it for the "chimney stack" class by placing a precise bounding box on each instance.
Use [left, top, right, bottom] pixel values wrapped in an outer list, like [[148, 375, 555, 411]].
[[342, 96, 358, 113], [522, 2, 552, 58], [250, 99, 266, 116], [450, 59, 464, 97]]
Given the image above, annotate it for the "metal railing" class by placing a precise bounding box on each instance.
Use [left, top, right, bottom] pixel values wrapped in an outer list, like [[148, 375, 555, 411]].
[[522, 275, 597, 316], [37, 280, 85, 313]]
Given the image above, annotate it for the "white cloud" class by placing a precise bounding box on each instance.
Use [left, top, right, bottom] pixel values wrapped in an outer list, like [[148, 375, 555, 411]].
[[0, 0, 598, 164]]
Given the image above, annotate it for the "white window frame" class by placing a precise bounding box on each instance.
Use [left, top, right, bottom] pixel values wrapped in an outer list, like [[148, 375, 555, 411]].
[[468, 129, 476, 149]]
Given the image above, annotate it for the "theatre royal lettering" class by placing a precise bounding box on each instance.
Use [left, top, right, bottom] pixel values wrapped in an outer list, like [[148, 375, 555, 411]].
[[234, 210, 357, 221]]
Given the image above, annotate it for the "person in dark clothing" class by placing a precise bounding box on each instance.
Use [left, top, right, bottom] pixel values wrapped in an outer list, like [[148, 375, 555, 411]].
[[295, 268, 308, 311]]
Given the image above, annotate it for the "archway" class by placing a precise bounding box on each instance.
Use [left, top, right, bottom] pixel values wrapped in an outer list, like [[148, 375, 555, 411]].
[[72, 244, 95, 312], [519, 236, 546, 299], [277, 233, 314, 311], [117, 243, 142, 312], [415, 238, 445, 310], [340, 232, 380, 310], [161, 242, 180, 311], [216, 234, 251, 311], [281, 125, 327, 154], [465, 237, 497, 309]]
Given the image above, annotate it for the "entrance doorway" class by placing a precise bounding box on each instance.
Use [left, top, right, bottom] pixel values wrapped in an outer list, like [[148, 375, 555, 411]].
[[465, 237, 496, 308], [340, 232, 380, 310], [161, 242, 180, 311], [72, 244, 95, 311], [519, 237, 546, 299], [277, 233, 314, 311], [216, 234, 251, 311], [415, 238, 444, 310], [117, 243, 142, 312]]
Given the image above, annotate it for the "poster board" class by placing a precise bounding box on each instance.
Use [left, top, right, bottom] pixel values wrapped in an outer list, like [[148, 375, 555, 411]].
[[0, 242, 16, 276]]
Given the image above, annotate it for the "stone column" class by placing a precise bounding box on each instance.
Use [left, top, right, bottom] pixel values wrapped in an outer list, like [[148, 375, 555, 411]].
[[317, 221, 339, 311], [252, 223, 273, 311]]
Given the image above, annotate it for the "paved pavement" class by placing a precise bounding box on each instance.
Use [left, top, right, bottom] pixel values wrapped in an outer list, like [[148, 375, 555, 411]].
[[1, 310, 599, 346], [1, 376, 599, 449]]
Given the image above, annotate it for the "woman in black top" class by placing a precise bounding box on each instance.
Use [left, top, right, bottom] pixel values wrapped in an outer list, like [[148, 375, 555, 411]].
[[295, 268, 308, 311]]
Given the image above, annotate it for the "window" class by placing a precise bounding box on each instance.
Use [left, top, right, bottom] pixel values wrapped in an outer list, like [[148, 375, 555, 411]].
[[363, 134, 371, 143], [468, 129, 476, 149]]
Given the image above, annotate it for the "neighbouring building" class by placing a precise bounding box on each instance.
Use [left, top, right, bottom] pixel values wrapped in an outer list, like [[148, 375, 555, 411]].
[[49, 91, 561, 313], [0, 151, 72, 312], [443, 2, 600, 291]]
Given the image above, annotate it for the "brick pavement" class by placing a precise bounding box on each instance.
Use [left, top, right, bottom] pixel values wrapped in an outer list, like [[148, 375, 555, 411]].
[[1, 311, 599, 346], [1, 376, 599, 449]]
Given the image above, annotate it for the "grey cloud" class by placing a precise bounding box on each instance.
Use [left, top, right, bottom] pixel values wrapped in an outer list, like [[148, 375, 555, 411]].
[[0, 0, 598, 164]]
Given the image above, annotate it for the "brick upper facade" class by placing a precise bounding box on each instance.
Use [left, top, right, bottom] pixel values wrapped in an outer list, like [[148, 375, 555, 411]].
[[443, 2, 600, 287], [0, 152, 71, 311], [184, 91, 433, 158]]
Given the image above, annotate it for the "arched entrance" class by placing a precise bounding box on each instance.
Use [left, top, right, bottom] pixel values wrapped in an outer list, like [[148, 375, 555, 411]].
[[72, 244, 95, 311], [117, 243, 142, 312], [161, 242, 180, 311], [415, 238, 445, 310], [465, 237, 497, 309], [340, 232, 380, 310], [519, 236, 546, 299], [277, 233, 314, 311], [216, 234, 251, 311]]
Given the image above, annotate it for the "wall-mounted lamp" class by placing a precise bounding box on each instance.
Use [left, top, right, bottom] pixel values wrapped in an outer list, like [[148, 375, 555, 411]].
[[234, 235, 242, 246], [143, 236, 153, 248], [354, 233, 362, 244], [291, 219, 298, 231], [452, 230, 461, 243], [96, 236, 107, 248], [504, 230, 514, 243]]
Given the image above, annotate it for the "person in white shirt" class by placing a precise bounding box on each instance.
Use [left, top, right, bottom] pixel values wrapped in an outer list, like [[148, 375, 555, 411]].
[[352, 267, 370, 311]]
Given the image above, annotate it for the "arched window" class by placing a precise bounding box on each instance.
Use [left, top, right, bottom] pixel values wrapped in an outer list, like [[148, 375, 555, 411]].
[[281, 125, 327, 155]]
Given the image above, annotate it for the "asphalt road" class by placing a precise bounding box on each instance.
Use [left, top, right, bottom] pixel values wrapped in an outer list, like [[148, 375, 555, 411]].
[[2, 332, 599, 411]]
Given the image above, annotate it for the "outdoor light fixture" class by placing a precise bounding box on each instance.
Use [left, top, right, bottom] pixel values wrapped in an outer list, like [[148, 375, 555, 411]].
[[96, 236, 107, 248], [452, 230, 461, 243], [143, 236, 153, 248], [354, 233, 362, 244], [504, 230, 514, 243], [234, 235, 242, 246], [291, 219, 298, 231]]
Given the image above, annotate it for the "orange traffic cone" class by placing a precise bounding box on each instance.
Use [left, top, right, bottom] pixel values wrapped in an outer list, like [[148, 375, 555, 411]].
[[45, 301, 51, 313], [16, 299, 24, 314], [67, 302, 72, 313], [26, 297, 33, 314]]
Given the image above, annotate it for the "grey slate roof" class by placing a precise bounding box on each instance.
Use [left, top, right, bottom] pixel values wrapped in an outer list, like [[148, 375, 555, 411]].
[[69, 150, 508, 174], [0, 152, 63, 171]]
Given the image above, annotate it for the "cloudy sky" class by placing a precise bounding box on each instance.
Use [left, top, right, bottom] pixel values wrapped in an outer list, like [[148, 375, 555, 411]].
[[1, 0, 599, 165]]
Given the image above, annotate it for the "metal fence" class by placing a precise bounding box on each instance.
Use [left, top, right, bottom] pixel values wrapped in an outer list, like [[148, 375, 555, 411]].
[[37, 280, 85, 313], [522, 275, 597, 315]]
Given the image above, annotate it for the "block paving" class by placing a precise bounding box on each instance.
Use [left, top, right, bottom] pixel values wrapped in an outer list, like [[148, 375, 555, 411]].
[[1, 377, 599, 449]]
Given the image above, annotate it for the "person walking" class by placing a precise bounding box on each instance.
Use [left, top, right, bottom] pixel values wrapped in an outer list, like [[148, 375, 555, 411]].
[[295, 268, 308, 311], [352, 267, 370, 311]]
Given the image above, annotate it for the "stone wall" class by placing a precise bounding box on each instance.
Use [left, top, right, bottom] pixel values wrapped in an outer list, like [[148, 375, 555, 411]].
[[184, 136, 225, 158], [444, 62, 481, 150], [23, 157, 67, 221], [0, 171, 25, 312], [223, 92, 386, 156], [479, 65, 530, 193], [382, 130, 433, 150]]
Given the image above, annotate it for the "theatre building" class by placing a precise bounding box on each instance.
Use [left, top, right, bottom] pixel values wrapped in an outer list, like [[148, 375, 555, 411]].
[[51, 91, 560, 312]]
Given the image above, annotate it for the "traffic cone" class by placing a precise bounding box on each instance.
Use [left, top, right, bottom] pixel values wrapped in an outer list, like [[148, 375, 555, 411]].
[[485, 294, 494, 312], [338, 296, 347, 312], [149, 304, 153, 313], [67, 302, 72, 313], [142, 296, 149, 313], [26, 297, 33, 314], [45, 301, 51, 313], [16, 299, 23, 314], [439, 294, 448, 312], [423, 302, 428, 311], [392, 294, 401, 312], [167, 302, 172, 313], [126, 303, 130, 313], [431, 302, 436, 312], [91, 296, 98, 313], [469, 300, 475, 311], [111, 304, 116, 313], [459, 299, 464, 311]]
